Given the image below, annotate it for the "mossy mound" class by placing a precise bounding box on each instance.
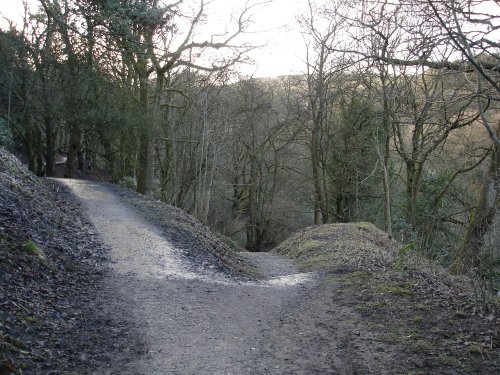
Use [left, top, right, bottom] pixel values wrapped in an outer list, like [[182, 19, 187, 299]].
[[275, 221, 499, 373], [274, 222, 400, 272]]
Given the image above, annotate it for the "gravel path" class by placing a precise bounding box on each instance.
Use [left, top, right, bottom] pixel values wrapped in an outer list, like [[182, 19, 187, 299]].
[[60, 180, 332, 374]]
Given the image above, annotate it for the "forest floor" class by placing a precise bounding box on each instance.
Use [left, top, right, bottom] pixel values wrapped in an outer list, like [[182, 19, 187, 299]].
[[1, 149, 499, 374]]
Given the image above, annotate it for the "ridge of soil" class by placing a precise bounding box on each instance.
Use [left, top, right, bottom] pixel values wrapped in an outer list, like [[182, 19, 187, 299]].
[[103, 182, 251, 277], [276, 222, 500, 374]]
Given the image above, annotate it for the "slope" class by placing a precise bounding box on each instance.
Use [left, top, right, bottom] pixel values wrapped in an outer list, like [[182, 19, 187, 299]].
[[275, 222, 499, 374]]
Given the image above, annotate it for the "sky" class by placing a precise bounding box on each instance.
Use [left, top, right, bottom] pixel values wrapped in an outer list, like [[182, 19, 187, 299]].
[[0, 0, 308, 78], [234, 0, 309, 77]]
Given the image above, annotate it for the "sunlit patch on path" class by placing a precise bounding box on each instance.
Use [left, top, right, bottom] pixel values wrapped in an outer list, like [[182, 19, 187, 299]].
[[60, 179, 314, 288], [57, 179, 325, 373]]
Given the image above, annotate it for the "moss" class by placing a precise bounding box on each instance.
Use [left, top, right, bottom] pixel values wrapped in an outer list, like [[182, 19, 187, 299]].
[[21, 240, 47, 263], [437, 354, 463, 367], [393, 243, 416, 271], [466, 343, 484, 355], [22, 240, 38, 254], [413, 316, 424, 324], [300, 252, 337, 271], [23, 316, 36, 323], [376, 281, 413, 296], [411, 338, 433, 352], [293, 239, 325, 258]]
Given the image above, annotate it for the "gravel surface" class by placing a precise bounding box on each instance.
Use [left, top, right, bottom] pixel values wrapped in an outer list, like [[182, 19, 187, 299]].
[[61, 179, 328, 374]]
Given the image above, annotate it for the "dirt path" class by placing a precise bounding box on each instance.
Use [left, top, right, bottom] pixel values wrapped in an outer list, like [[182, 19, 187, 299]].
[[62, 180, 352, 374]]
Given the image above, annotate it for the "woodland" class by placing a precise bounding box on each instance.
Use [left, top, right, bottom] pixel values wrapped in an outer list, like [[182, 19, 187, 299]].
[[0, 0, 499, 297]]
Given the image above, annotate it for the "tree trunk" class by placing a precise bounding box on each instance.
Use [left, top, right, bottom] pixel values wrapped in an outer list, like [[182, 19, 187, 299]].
[[64, 123, 81, 178], [376, 68, 393, 238], [453, 141, 499, 273], [308, 44, 328, 225], [382, 156, 393, 238], [246, 130, 258, 251], [78, 137, 85, 171], [136, 77, 153, 195], [101, 138, 116, 182], [201, 150, 218, 225], [25, 135, 36, 174], [382, 101, 393, 238], [311, 125, 324, 225], [137, 127, 152, 194], [406, 159, 421, 230], [44, 114, 55, 177], [35, 125, 45, 177]]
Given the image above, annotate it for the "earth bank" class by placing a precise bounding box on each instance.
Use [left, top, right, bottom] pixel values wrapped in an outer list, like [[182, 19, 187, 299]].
[[0, 148, 143, 373]]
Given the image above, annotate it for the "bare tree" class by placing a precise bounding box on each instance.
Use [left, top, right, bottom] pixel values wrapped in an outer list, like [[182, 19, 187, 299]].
[[98, 0, 266, 194], [355, 0, 500, 146], [300, 0, 351, 224]]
